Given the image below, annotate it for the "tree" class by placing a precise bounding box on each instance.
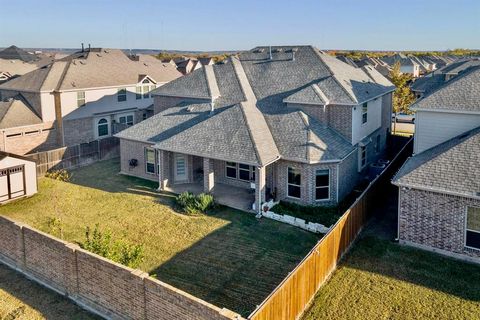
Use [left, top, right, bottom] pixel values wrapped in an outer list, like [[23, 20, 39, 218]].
[[389, 62, 416, 134]]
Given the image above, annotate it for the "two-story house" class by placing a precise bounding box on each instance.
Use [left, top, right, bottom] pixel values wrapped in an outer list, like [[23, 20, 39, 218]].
[[0, 48, 182, 153], [116, 46, 395, 213], [393, 66, 480, 263]]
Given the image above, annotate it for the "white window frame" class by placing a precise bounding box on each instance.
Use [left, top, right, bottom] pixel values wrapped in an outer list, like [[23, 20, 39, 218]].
[[287, 167, 301, 199], [96, 118, 109, 138], [315, 169, 330, 201], [145, 147, 156, 175], [361, 102, 368, 124], [117, 88, 127, 102], [77, 91, 86, 107], [465, 206, 480, 251], [359, 145, 367, 170], [117, 113, 134, 126]]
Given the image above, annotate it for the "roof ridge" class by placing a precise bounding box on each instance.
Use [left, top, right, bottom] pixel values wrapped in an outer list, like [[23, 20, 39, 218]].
[[230, 56, 256, 102], [312, 48, 357, 104], [311, 83, 330, 105], [298, 112, 311, 162], [204, 64, 220, 99]]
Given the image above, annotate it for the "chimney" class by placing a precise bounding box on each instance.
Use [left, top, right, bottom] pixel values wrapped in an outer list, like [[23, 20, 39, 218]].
[[269, 46, 272, 60], [81, 43, 84, 52]]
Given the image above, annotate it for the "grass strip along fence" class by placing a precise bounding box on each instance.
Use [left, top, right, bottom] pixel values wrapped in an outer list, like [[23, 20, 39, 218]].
[[248, 138, 413, 320]]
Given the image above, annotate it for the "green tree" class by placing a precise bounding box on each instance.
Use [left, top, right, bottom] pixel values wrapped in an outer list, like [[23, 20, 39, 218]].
[[389, 62, 415, 114]]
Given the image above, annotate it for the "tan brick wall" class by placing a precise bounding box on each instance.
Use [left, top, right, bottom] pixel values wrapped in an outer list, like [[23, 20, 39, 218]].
[[0, 215, 241, 320], [399, 188, 480, 260], [63, 118, 95, 146], [120, 138, 158, 182]]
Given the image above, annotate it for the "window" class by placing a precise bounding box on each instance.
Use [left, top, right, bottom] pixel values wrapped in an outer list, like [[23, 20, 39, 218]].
[[145, 148, 155, 174], [143, 85, 150, 98], [119, 114, 134, 126], [97, 118, 109, 137], [136, 86, 142, 100], [362, 103, 368, 124], [287, 167, 301, 198], [77, 91, 86, 107], [360, 146, 367, 168], [226, 162, 237, 179], [315, 169, 330, 200], [466, 207, 480, 250], [238, 163, 251, 181], [117, 88, 127, 102]]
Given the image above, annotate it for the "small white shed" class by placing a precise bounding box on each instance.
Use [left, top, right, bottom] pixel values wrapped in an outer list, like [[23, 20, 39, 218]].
[[0, 151, 37, 203]]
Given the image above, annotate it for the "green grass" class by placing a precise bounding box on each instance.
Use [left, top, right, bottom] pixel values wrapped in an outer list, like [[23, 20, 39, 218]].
[[0, 264, 98, 320], [303, 236, 480, 320], [0, 158, 319, 316]]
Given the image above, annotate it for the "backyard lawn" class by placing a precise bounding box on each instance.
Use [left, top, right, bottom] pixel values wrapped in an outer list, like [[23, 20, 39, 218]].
[[0, 158, 319, 316], [0, 263, 98, 320], [303, 222, 480, 319]]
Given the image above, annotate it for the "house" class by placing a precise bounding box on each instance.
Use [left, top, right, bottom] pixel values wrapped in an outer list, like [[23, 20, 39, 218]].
[[0, 48, 182, 153], [116, 46, 395, 213], [356, 57, 392, 78], [392, 66, 480, 263], [0, 45, 54, 80], [381, 53, 420, 77], [198, 57, 215, 67], [0, 151, 37, 203]]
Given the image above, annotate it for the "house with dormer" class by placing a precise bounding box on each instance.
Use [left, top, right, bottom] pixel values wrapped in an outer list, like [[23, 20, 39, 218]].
[[0, 48, 182, 152], [116, 46, 395, 213]]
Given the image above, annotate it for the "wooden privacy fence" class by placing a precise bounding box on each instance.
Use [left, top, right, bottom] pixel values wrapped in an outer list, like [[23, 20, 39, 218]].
[[248, 138, 413, 320], [26, 137, 120, 176]]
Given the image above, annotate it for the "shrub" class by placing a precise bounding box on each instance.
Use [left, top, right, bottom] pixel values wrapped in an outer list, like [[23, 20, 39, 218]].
[[175, 192, 214, 215], [82, 224, 144, 268], [270, 201, 340, 227], [46, 216, 63, 239], [45, 169, 71, 182]]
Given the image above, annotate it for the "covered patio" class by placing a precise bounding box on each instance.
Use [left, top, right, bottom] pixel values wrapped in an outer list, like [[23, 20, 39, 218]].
[[164, 182, 255, 212]]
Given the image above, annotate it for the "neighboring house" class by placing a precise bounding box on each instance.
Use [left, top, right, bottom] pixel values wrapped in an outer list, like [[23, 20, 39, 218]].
[[175, 58, 200, 75], [116, 46, 395, 213], [0, 48, 182, 152], [392, 66, 480, 263], [0, 45, 54, 80], [355, 57, 392, 78], [198, 57, 215, 67], [0, 151, 37, 203], [381, 53, 420, 77]]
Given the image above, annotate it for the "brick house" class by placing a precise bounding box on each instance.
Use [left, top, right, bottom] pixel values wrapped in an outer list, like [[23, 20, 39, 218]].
[[116, 46, 395, 213], [0, 48, 182, 154], [393, 66, 480, 263]]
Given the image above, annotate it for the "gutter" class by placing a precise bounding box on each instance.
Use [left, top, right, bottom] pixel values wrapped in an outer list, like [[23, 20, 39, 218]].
[[391, 182, 480, 201]]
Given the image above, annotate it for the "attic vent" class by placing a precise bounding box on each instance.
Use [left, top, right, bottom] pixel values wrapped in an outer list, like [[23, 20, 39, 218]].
[[79, 61, 86, 65], [253, 48, 265, 53], [96, 53, 102, 57], [272, 48, 282, 53], [71, 81, 76, 87], [104, 49, 109, 53], [144, 63, 149, 66]]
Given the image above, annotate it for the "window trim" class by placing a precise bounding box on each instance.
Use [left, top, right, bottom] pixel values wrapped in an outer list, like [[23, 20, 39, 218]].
[[314, 168, 330, 201], [145, 147, 156, 175], [287, 166, 302, 199], [225, 162, 237, 179], [117, 88, 127, 102], [97, 118, 109, 138], [465, 206, 480, 251], [359, 145, 367, 170], [361, 102, 368, 124], [118, 113, 134, 126], [77, 91, 86, 107]]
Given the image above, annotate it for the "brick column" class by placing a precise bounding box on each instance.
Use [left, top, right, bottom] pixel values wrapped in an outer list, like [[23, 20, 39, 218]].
[[157, 150, 168, 190], [255, 166, 266, 214], [203, 158, 214, 193]]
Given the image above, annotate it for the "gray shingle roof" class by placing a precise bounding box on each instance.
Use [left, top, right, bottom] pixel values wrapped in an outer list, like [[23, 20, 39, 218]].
[[413, 66, 480, 112], [0, 46, 37, 62], [0, 94, 42, 129], [411, 74, 446, 94], [120, 46, 392, 165], [393, 127, 480, 199]]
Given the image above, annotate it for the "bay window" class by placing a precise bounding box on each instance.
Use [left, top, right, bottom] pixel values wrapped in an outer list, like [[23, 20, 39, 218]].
[[315, 169, 330, 200]]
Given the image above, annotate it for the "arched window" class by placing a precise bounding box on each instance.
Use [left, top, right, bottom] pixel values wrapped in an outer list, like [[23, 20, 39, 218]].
[[97, 118, 109, 137]]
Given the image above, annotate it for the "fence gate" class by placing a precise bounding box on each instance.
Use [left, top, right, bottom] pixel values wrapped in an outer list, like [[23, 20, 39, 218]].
[[0, 165, 25, 202]]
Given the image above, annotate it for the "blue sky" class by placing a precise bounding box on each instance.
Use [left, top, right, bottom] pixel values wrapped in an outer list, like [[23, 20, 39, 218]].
[[1, 0, 479, 51]]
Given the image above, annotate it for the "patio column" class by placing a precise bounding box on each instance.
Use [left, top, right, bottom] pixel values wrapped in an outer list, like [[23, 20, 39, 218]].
[[203, 157, 214, 193], [157, 150, 168, 190], [255, 166, 266, 214]]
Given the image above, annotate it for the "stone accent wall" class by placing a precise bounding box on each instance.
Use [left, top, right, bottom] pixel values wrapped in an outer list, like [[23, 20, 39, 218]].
[[398, 188, 480, 260], [288, 103, 353, 141], [275, 160, 338, 207], [120, 138, 158, 182], [63, 118, 95, 146], [0, 122, 59, 155], [0, 216, 241, 320]]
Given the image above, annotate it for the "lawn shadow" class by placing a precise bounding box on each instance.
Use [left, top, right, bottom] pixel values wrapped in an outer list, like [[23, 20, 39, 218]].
[[0, 264, 99, 320], [342, 183, 480, 303], [149, 206, 320, 317]]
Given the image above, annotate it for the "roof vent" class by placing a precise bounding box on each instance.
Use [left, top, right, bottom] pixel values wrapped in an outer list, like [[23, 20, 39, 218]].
[[96, 53, 102, 57], [79, 61, 86, 65], [71, 81, 76, 87], [272, 48, 282, 53]]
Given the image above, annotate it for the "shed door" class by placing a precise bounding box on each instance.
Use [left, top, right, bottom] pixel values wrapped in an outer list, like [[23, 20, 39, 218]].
[[0, 165, 25, 202]]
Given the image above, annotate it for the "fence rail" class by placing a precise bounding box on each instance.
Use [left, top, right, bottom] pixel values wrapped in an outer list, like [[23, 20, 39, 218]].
[[248, 138, 413, 320], [26, 137, 120, 176]]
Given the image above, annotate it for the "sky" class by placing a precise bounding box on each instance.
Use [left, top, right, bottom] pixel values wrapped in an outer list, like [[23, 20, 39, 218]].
[[1, 0, 479, 52]]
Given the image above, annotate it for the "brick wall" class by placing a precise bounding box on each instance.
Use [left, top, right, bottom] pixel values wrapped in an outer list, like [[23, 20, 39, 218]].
[[63, 118, 95, 146], [120, 138, 158, 182], [0, 215, 241, 320], [399, 188, 480, 260]]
